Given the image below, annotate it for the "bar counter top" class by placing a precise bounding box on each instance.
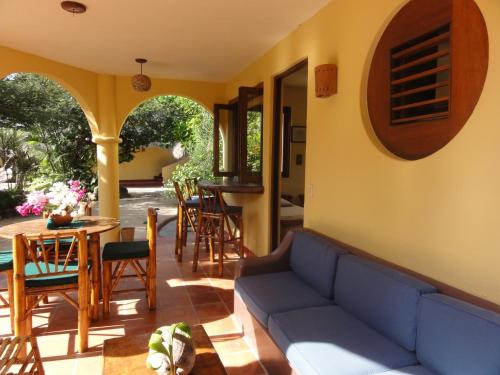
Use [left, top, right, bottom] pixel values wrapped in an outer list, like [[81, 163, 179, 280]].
[[198, 179, 264, 194]]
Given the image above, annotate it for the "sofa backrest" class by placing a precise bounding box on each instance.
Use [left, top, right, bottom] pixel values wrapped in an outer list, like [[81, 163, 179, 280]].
[[417, 293, 500, 375], [290, 231, 347, 299], [335, 255, 436, 351]]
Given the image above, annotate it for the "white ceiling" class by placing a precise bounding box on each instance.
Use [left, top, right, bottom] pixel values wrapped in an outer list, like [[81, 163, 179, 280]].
[[0, 0, 330, 82]]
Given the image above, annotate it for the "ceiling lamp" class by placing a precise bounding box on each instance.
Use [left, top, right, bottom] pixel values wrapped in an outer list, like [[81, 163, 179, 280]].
[[61, 1, 87, 14], [131, 58, 152, 92]]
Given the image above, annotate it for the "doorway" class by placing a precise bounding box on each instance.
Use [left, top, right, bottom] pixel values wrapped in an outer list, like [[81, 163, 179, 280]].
[[271, 60, 308, 250]]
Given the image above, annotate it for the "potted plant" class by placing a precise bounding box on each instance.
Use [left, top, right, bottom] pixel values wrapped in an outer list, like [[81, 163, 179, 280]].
[[147, 322, 195, 375]]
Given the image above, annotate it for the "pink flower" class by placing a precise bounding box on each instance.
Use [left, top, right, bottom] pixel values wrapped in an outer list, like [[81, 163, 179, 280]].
[[16, 203, 31, 217]]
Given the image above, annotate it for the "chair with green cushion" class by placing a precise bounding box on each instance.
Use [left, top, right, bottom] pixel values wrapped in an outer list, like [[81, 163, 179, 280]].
[[102, 208, 157, 316], [0, 249, 14, 332], [12, 230, 91, 353]]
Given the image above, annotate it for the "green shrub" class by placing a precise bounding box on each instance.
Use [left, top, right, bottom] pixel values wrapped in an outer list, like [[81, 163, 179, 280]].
[[0, 189, 25, 218]]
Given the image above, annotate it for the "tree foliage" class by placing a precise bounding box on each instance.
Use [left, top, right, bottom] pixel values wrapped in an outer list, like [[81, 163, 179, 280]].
[[170, 104, 215, 184], [119, 96, 194, 163], [0, 73, 96, 187]]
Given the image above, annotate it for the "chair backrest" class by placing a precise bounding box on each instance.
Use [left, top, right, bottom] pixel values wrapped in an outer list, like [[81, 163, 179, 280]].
[[12, 230, 88, 285], [173, 181, 187, 207], [185, 178, 198, 199], [197, 185, 224, 214]]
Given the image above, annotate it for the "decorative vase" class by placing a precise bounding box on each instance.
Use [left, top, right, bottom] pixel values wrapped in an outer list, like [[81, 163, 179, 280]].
[[51, 214, 73, 226], [147, 328, 195, 375]]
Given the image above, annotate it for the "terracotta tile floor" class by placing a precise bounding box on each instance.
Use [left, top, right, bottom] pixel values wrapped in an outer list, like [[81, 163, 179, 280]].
[[0, 234, 266, 375]]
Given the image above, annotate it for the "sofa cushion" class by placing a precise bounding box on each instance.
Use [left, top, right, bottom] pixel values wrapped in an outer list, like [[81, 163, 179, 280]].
[[374, 366, 436, 375], [416, 293, 500, 375], [290, 231, 347, 299], [269, 305, 418, 375], [334, 255, 436, 351], [235, 271, 331, 327]]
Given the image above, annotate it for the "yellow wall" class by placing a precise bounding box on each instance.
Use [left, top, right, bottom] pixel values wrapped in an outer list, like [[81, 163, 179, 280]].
[[226, 0, 500, 305], [282, 85, 307, 202], [119, 146, 176, 180]]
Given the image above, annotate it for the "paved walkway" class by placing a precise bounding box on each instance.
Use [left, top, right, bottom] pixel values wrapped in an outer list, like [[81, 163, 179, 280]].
[[0, 187, 178, 249]]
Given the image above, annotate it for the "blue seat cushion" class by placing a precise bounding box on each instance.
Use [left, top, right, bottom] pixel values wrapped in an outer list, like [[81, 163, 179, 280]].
[[0, 250, 13, 272], [289, 231, 347, 299], [335, 255, 436, 351], [25, 261, 89, 288], [102, 241, 149, 261], [269, 305, 418, 375], [416, 293, 500, 375], [235, 271, 331, 327], [375, 366, 436, 375]]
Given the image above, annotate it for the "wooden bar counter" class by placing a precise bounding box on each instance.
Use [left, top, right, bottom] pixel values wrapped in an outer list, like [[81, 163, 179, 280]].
[[198, 179, 264, 194]]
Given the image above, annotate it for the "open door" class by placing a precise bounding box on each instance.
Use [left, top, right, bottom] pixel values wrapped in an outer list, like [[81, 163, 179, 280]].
[[271, 60, 308, 250]]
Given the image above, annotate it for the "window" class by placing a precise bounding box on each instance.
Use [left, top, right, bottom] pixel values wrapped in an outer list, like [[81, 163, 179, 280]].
[[367, 0, 488, 160], [213, 86, 264, 183]]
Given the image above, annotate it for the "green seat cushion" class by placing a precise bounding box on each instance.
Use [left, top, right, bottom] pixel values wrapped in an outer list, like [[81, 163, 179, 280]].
[[25, 261, 90, 288], [0, 250, 13, 272], [102, 241, 149, 261]]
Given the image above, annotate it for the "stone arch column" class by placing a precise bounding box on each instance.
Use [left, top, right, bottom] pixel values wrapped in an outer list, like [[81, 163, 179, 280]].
[[93, 74, 121, 244]]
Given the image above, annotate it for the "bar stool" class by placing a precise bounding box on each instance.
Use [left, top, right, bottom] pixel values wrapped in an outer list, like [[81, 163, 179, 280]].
[[192, 185, 244, 277], [173, 181, 200, 262]]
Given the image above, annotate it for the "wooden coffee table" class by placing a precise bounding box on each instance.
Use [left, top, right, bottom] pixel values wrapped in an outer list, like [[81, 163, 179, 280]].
[[102, 325, 227, 374]]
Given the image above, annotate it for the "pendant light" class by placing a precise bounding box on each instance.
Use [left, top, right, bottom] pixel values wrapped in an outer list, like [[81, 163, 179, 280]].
[[131, 58, 152, 92]]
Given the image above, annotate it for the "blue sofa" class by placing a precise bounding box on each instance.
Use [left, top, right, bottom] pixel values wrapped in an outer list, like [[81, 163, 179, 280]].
[[234, 230, 500, 375]]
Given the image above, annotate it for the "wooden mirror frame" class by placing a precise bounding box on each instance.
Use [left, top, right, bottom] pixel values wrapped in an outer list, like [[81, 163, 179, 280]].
[[367, 0, 488, 160]]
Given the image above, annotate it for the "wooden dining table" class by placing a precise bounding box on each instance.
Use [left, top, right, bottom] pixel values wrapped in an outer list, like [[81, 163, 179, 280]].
[[0, 215, 120, 321]]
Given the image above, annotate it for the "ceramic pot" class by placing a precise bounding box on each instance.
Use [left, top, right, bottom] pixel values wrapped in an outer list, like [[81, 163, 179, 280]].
[[51, 214, 73, 226]]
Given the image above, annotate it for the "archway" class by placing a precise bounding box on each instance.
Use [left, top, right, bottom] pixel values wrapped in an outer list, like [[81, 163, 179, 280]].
[[118, 95, 214, 189], [0, 72, 96, 191]]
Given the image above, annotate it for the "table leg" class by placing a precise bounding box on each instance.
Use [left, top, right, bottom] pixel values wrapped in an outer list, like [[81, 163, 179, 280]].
[[176, 204, 184, 262], [89, 233, 101, 321]]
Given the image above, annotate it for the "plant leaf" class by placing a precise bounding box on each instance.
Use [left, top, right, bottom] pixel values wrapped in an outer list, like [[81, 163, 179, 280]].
[[174, 322, 192, 338], [148, 333, 168, 355]]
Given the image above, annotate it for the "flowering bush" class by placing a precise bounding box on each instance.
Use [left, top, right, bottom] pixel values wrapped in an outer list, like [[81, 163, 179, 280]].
[[16, 180, 95, 217]]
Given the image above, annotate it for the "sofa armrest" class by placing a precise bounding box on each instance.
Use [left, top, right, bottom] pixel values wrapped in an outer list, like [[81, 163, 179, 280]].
[[236, 230, 294, 278]]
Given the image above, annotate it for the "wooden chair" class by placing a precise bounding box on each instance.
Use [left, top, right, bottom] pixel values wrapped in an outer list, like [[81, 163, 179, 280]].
[[192, 186, 244, 277], [173, 181, 199, 262], [0, 336, 45, 374], [12, 230, 91, 353], [0, 249, 14, 332], [102, 208, 157, 316]]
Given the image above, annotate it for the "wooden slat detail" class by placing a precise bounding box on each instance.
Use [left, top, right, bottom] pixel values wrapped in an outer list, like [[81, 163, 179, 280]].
[[392, 111, 449, 124], [392, 32, 450, 59], [392, 49, 450, 73], [392, 96, 449, 111], [391, 65, 449, 85], [391, 81, 449, 98]]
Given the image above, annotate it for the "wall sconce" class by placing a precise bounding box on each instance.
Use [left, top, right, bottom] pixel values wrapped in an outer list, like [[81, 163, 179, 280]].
[[315, 64, 337, 98]]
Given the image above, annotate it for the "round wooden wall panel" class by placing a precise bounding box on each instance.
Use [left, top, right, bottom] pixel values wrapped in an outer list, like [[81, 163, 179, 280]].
[[367, 0, 488, 160]]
